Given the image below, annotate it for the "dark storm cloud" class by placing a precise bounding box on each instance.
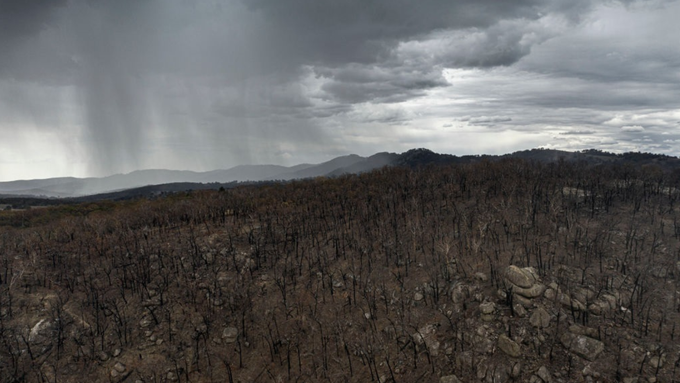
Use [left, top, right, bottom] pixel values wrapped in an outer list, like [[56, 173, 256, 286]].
[[314, 65, 448, 104], [0, 0, 67, 41]]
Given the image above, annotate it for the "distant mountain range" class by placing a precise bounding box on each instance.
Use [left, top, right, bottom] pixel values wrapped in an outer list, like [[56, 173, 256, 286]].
[[1, 148, 679, 200]]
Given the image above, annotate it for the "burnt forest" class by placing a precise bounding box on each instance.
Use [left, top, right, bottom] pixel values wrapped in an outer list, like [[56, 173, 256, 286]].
[[2, 156, 680, 383]]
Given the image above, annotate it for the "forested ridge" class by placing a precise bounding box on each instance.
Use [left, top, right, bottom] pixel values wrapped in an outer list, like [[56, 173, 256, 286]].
[[1, 158, 680, 382]]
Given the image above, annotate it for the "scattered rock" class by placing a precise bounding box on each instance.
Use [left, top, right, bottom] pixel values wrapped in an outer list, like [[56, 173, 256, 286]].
[[530, 307, 551, 328], [498, 334, 521, 358], [569, 324, 599, 339], [509, 362, 521, 378], [480, 302, 495, 315], [29, 319, 54, 344], [561, 334, 604, 361], [450, 284, 469, 304], [537, 366, 552, 383], [222, 327, 238, 343], [440, 375, 463, 383], [650, 354, 666, 369], [573, 288, 595, 305], [412, 324, 440, 356], [650, 265, 669, 278], [545, 287, 586, 311], [414, 292, 424, 301], [582, 364, 601, 378], [110, 361, 131, 382], [474, 326, 495, 354], [513, 303, 527, 317], [488, 363, 510, 383], [587, 301, 608, 315], [475, 272, 489, 282], [544, 288, 556, 300], [476, 361, 489, 380]]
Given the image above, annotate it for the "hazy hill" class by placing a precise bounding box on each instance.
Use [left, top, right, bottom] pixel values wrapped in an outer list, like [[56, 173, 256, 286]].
[[2, 148, 679, 198], [266, 154, 366, 180]]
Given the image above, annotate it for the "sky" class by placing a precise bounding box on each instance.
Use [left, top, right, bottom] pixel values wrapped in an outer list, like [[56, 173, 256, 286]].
[[1, 0, 679, 181]]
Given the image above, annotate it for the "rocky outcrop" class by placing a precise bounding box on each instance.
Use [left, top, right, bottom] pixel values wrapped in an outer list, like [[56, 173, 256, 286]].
[[505, 265, 537, 288], [501, 266, 545, 304]]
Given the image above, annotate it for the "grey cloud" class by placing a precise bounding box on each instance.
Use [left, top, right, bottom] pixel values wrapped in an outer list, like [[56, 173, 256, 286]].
[[316, 65, 447, 105], [468, 116, 513, 125], [560, 130, 596, 135], [396, 21, 547, 69], [244, 0, 543, 65], [621, 125, 645, 132], [2, 0, 679, 180]]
